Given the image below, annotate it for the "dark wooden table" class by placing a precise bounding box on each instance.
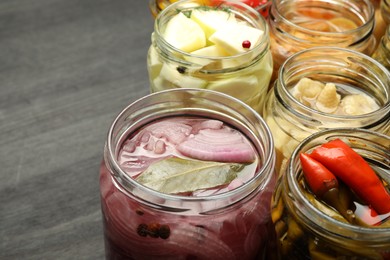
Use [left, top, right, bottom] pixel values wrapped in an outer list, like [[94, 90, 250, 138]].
[[0, 1, 153, 259]]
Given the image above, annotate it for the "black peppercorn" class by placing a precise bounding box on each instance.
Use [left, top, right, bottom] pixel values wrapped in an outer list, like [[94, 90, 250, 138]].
[[137, 224, 148, 237], [135, 209, 144, 216], [158, 224, 171, 239], [177, 66, 187, 74]]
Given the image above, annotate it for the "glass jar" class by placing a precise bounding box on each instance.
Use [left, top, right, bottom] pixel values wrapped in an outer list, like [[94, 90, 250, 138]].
[[268, 0, 376, 76], [148, 0, 178, 18], [382, 0, 390, 25], [148, 0, 272, 18], [271, 128, 390, 259], [373, 0, 388, 45], [373, 25, 390, 70], [100, 88, 277, 259], [263, 47, 390, 175], [147, 0, 273, 115]]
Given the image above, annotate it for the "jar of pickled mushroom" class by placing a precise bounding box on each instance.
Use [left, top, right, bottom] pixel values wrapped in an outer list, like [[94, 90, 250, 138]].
[[148, 0, 272, 18], [271, 128, 390, 259], [147, 0, 273, 115], [373, 25, 390, 70], [268, 0, 376, 76], [263, 47, 390, 175], [99, 88, 277, 259]]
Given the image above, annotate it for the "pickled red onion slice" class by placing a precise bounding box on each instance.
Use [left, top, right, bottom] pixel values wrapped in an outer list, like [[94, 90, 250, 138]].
[[191, 119, 224, 133], [146, 121, 192, 145], [167, 224, 235, 259], [177, 128, 255, 163]]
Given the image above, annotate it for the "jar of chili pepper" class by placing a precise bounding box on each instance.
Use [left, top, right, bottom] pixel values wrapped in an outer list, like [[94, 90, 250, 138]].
[[270, 128, 390, 259], [373, 25, 390, 70], [99, 88, 277, 259], [147, 0, 273, 115], [268, 0, 376, 77], [263, 47, 390, 175]]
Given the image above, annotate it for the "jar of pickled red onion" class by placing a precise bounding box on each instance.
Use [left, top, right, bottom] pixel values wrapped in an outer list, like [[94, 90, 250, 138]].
[[263, 47, 390, 175], [268, 0, 376, 76], [147, 0, 273, 115], [271, 128, 390, 259], [100, 88, 277, 259]]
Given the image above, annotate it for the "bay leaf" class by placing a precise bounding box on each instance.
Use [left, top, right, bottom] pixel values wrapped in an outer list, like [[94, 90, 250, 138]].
[[135, 157, 244, 194]]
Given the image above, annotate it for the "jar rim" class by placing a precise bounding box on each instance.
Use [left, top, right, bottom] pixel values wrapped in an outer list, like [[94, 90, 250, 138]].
[[105, 88, 275, 212], [270, 0, 375, 37], [286, 128, 390, 240], [276, 46, 390, 122], [154, 0, 270, 61]]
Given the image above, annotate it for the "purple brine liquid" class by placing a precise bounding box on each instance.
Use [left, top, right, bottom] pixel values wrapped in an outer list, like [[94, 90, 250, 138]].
[[100, 115, 277, 259]]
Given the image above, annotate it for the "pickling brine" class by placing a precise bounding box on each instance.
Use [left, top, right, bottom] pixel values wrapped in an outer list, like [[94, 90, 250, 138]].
[[268, 0, 376, 77], [118, 117, 259, 196], [147, 0, 273, 115], [100, 89, 277, 259], [271, 128, 390, 259]]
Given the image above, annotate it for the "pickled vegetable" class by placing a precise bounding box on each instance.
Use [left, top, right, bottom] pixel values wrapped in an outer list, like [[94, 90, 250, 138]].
[[148, 2, 273, 114], [291, 77, 380, 115], [119, 117, 258, 196], [271, 139, 390, 259]]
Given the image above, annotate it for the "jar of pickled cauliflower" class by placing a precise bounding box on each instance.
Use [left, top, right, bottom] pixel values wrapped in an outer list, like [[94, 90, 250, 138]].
[[373, 25, 390, 70], [268, 0, 376, 76], [100, 88, 277, 259], [271, 128, 390, 259], [263, 47, 390, 175], [147, 0, 273, 115]]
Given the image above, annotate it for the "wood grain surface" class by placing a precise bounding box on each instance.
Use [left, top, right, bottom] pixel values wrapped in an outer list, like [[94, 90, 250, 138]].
[[0, 1, 153, 259]]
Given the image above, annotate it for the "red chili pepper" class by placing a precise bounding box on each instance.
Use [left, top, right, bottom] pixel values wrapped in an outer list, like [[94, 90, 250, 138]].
[[309, 139, 390, 215], [300, 153, 338, 197], [300, 152, 381, 226]]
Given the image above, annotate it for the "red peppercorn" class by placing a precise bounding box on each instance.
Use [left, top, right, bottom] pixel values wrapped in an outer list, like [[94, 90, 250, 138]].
[[147, 223, 161, 238], [242, 40, 251, 49]]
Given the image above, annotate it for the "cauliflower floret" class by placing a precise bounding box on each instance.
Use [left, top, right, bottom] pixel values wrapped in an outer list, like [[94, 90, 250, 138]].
[[291, 77, 325, 106], [340, 94, 380, 115]]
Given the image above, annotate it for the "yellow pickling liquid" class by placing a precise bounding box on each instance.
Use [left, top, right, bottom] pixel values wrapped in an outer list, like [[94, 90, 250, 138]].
[[288, 8, 359, 33]]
